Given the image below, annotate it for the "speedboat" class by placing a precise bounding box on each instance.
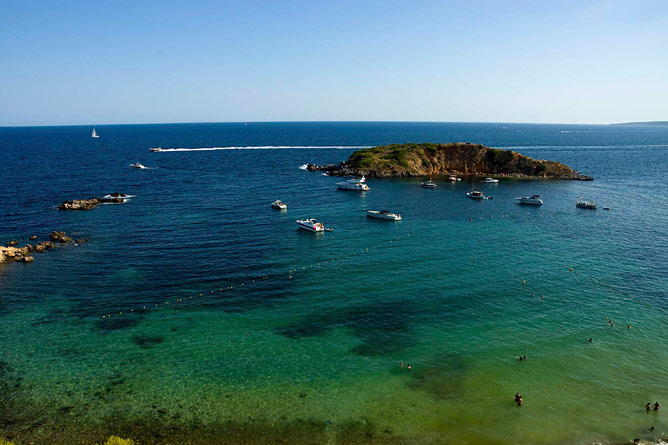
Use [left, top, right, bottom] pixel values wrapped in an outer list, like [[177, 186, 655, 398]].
[[483, 177, 499, 183], [271, 200, 287, 210], [337, 175, 370, 191], [366, 210, 402, 221], [130, 162, 147, 169], [296, 218, 325, 232], [576, 198, 597, 209], [516, 195, 543, 205], [422, 179, 437, 188], [149, 147, 162, 152], [467, 190, 486, 200], [449, 175, 461, 182]]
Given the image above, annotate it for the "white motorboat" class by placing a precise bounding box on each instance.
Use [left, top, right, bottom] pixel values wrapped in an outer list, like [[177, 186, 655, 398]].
[[516, 195, 543, 205], [296, 218, 325, 232], [422, 179, 437, 188], [91, 127, 99, 138], [337, 175, 370, 191], [467, 190, 486, 200], [576, 198, 597, 209], [482, 177, 499, 183], [366, 210, 402, 221], [449, 175, 461, 182], [271, 200, 287, 210], [130, 162, 147, 169], [149, 147, 162, 152]]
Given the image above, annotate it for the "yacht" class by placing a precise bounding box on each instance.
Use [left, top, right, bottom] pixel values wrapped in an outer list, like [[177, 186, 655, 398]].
[[366, 210, 402, 221], [296, 218, 325, 232], [271, 200, 287, 210], [516, 195, 543, 205], [130, 162, 147, 169], [337, 175, 370, 191], [482, 177, 499, 183], [91, 127, 99, 138], [467, 190, 486, 200], [449, 175, 461, 182], [422, 179, 437, 188], [576, 198, 597, 209], [149, 147, 162, 152]]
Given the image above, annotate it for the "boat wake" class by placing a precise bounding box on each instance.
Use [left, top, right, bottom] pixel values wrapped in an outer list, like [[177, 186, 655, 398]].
[[154, 145, 371, 152], [299, 164, 309, 170]]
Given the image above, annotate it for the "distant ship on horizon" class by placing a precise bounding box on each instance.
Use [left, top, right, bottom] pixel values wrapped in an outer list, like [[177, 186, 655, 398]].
[[91, 127, 99, 138]]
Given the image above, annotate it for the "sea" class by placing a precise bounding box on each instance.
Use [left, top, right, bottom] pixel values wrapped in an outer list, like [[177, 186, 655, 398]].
[[0, 122, 667, 444]]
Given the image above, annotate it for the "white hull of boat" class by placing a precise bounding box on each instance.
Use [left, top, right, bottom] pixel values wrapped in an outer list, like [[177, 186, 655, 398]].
[[516, 197, 543, 205], [337, 183, 370, 191], [296, 219, 324, 232], [367, 211, 402, 221]]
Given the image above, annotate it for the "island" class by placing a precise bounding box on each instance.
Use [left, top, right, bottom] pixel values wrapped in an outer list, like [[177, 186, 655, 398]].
[[309, 142, 592, 180]]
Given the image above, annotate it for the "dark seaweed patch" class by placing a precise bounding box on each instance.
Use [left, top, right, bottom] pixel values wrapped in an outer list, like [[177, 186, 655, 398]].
[[132, 335, 164, 349], [97, 316, 143, 332], [406, 353, 469, 400], [276, 301, 417, 357], [275, 319, 330, 339]]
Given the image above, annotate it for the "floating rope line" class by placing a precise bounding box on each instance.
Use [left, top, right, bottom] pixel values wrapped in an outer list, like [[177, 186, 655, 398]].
[[101, 232, 417, 319]]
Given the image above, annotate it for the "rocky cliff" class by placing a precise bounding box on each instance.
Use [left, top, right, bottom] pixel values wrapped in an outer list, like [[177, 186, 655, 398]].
[[314, 143, 592, 180]]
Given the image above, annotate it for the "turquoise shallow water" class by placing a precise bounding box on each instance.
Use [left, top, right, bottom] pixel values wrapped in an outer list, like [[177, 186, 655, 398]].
[[0, 122, 667, 444]]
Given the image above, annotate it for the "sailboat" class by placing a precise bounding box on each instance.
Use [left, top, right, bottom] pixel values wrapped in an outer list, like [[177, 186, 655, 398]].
[[91, 127, 99, 138]]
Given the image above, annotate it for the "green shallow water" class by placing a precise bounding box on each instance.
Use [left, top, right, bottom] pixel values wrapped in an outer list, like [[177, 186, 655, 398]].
[[1, 123, 667, 444]]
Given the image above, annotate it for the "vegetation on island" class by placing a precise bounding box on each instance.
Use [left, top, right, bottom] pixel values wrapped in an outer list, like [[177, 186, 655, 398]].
[[329, 142, 591, 179]]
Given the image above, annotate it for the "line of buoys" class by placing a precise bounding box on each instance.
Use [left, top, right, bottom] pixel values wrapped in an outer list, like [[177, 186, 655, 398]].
[[101, 232, 417, 319]]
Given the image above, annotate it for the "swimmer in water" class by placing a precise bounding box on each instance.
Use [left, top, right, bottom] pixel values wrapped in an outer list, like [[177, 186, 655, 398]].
[[407, 364, 412, 371], [647, 402, 652, 411], [515, 393, 521, 402], [400, 361, 404, 369], [517, 396, 523, 406], [589, 338, 593, 342], [654, 402, 661, 411]]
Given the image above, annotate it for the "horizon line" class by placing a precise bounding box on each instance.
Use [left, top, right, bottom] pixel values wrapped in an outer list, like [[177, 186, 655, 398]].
[[1, 119, 656, 129]]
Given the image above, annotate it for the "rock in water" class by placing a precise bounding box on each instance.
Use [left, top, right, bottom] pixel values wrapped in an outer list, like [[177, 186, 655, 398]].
[[57, 198, 101, 210], [318, 142, 593, 180], [49, 231, 73, 243], [22, 256, 34, 263]]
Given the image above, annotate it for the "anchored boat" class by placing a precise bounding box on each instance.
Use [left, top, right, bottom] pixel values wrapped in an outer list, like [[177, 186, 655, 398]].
[[516, 195, 543, 205], [296, 218, 325, 232], [337, 175, 370, 191], [130, 162, 147, 169], [271, 200, 287, 210], [482, 177, 499, 183], [467, 190, 486, 200], [366, 210, 402, 221], [422, 179, 437, 188], [576, 198, 597, 209]]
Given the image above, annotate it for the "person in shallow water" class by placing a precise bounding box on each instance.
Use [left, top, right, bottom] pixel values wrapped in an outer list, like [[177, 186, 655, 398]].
[[517, 396, 523, 406], [647, 402, 652, 411], [515, 393, 521, 402], [654, 402, 661, 411]]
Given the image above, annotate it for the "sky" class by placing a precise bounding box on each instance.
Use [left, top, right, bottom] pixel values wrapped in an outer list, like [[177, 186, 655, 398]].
[[1, 0, 667, 126]]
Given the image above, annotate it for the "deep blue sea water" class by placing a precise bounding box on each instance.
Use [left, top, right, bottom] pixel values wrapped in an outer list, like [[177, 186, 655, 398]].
[[1, 122, 667, 444]]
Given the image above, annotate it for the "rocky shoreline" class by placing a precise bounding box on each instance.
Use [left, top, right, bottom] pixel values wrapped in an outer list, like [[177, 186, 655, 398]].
[[306, 142, 593, 180], [0, 232, 87, 265]]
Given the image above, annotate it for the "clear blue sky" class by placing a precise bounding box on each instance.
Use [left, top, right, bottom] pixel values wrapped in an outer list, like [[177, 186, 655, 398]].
[[1, 0, 667, 125]]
